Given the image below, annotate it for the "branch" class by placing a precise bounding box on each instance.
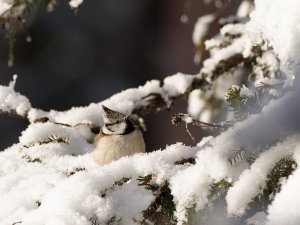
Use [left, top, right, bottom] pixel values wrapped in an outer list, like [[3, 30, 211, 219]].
[[171, 113, 231, 142], [171, 113, 231, 129], [132, 76, 210, 117], [0, 73, 211, 128]]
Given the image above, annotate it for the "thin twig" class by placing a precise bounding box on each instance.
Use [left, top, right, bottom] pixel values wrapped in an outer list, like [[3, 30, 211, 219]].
[[185, 123, 196, 143], [12, 221, 22, 225], [33, 117, 101, 134], [171, 113, 230, 142], [258, 81, 284, 89], [171, 113, 230, 129]]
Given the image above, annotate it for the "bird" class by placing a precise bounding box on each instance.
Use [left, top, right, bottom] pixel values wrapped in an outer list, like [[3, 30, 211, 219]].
[[93, 105, 145, 166]]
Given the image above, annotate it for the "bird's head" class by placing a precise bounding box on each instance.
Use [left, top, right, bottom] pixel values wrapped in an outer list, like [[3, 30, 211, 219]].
[[101, 105, 134, 135]]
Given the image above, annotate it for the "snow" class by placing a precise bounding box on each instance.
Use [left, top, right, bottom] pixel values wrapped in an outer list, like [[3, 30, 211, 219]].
[[266, 166, 300, 225], [0, 142, 199, 225], [193, 14, 215, 46], [177, 89, 300, 224], [0, 0, 27, 18], [220, 24, 245, 37], [240, 84, 254, 97], [0, 0, 80, 18], [108, 180, 154, 223], [192, 14, 216, 63], [201, 23, 253, 79], [27, 74, 195, 125], [3, 75, 200, 224], [0, 72, 205, 224], [0, 0, 12, 16], [246, 212, 267, 225], [0, 76, 298, 224], [204, 38, 223, 50], [248, 0, 300, 82], [170, 148, 229, 223], [171, 89, 300, 224], [162, 73, 195, 100], [69, 0, 84, 9], [237, 0, 254, 18], [188, 90, 203, 115], [188, 89, 211, 122], [253, 51, 280, 87], [0, 73, 196, 128], [0, 75, 31, 116], [226, 135, 299, 216], [264, 146, 300, 225]]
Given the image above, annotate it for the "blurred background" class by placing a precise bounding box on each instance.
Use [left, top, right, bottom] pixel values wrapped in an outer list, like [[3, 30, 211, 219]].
[[0, 0, 238, 151]]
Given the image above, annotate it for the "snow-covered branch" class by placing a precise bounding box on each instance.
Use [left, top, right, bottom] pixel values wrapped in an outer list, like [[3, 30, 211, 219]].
[[0, 73, 209, 128], [0, 75, 31, 119], [1, 83, 299, 225]]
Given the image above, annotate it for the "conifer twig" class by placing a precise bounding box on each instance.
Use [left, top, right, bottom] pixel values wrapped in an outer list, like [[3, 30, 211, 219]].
[[171, 113, 231, 142], [171, 113, 230, 129]]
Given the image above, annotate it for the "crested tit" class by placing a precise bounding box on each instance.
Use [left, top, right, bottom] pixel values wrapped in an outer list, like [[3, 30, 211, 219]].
[[93, 105, 145, 165]]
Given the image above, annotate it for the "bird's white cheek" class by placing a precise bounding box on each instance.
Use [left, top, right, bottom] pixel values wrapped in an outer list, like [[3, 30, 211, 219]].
[[102, 123, 126, 135], [102, 126, 114, 135]]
